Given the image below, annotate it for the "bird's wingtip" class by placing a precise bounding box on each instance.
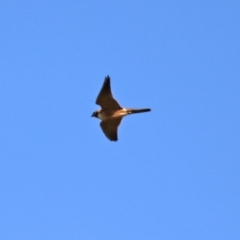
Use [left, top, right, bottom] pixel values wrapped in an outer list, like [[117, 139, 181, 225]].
[[105, 75, 110, 81]]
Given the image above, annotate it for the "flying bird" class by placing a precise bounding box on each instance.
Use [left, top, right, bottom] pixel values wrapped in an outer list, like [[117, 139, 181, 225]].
[[91, 75, 151, 141]]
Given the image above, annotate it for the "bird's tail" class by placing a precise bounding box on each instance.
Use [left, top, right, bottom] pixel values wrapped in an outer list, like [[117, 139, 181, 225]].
[[127, 108, 151, 114]]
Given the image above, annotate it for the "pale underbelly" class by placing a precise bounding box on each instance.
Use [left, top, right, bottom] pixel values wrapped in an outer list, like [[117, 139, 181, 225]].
[[98, 109, 128, 120]]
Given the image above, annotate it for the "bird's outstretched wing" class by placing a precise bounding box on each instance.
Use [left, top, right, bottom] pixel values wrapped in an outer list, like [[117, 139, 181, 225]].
[[95, 76, 121, 109], [100, 117, 123, 141]]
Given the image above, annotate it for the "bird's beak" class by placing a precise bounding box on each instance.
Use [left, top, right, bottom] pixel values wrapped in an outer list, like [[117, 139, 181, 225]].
[[91, 113, 95, 117]]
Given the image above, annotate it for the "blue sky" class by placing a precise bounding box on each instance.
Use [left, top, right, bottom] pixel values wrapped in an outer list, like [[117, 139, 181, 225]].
[[0, 1, 240, 239]]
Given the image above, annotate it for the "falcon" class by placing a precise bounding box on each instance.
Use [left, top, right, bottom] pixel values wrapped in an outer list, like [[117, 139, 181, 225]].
[[91, 75, 151, 141]]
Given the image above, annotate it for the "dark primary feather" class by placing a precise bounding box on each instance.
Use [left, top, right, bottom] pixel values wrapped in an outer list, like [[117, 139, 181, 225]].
[[95, 76, 121, 109], [100, 117, 123, 141]]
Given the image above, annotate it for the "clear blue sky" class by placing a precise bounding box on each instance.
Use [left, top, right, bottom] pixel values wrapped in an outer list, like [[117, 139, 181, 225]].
[[0, 1, 239, 239]]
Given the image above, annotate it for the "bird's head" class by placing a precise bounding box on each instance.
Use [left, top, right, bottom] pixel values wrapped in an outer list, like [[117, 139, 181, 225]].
[[91, 111, 99, 118]]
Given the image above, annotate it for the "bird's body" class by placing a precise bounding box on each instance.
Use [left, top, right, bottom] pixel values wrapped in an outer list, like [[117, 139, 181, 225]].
[[95, 108, 151, 121], [92, 76, 151, 141], [97, 108, 126, 121]]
